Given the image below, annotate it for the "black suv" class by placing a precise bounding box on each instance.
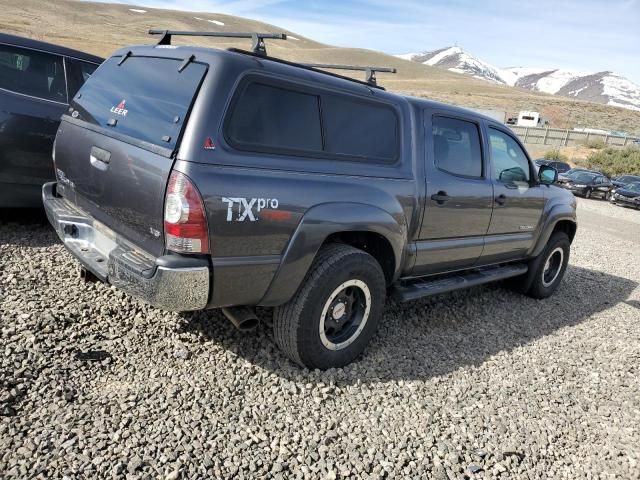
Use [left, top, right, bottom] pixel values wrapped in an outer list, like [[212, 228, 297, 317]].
[[0, 33, 102, 207], [43, 32, 577, 369]]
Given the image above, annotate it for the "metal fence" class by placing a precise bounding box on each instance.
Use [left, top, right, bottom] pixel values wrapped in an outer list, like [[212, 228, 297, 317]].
[[510, 126, 640, 147]]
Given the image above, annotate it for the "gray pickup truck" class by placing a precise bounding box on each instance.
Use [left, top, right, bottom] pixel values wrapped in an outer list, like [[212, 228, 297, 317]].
[[44, 31, 577, 369]]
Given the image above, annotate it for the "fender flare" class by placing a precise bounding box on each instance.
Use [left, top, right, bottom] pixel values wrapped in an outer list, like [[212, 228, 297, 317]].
[[259, 202, 407, 307], [529, 201, 577, 258]]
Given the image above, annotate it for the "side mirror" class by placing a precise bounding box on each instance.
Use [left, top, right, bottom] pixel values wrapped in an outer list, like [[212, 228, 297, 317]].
[[539, 165, 558, 185]]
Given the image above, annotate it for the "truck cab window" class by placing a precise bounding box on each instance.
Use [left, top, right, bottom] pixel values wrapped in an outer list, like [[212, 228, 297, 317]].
[[489, 128, 530, 184]]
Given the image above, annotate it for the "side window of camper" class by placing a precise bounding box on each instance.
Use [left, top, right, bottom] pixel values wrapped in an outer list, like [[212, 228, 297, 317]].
[[226, 82, 323, 154], [225, 78, 399, 163], [321, 95, 398, 162]]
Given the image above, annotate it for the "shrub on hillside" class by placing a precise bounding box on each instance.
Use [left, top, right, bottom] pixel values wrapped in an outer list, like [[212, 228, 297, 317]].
[[581, 146, 640, 177], [582, 138, 606, 150], [544, 150, 569, 162]]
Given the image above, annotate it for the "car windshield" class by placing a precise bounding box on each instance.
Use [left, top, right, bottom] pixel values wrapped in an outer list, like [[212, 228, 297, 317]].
[[625, 182, 640, 192], [618, 175, 640, 183], [565, 168, 586, 176], [573, 173, 596, 183]]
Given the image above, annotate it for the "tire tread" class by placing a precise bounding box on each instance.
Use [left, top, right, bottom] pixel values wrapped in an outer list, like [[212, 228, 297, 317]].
[[273, 243, 382, 367]]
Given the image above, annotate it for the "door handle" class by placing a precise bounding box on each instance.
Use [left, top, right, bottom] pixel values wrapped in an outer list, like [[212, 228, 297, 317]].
[[89, 146, 111, 171], [495, 194, 507, 205], [430, 191, 450, 205], [90, 146, 111, 163]]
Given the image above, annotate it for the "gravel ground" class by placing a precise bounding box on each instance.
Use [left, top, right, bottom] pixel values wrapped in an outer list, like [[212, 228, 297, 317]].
[[1, 199, 639, 479]]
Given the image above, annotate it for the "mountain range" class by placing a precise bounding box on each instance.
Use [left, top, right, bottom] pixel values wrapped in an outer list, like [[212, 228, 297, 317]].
[[397, 47, 640, 112]]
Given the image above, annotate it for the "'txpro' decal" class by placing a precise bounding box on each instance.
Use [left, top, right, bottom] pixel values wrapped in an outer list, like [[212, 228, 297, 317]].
[[222, 197, 280, 222]]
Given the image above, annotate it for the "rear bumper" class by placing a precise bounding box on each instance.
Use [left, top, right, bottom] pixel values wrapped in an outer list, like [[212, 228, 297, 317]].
[[42, 182, 210, 311]]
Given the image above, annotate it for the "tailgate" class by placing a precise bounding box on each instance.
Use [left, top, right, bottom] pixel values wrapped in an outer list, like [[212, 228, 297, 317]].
[[53, 54, 207, 257]]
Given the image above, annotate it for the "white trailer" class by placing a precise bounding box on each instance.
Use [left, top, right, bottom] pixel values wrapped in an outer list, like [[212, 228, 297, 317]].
[[517, 111, 545, 127]]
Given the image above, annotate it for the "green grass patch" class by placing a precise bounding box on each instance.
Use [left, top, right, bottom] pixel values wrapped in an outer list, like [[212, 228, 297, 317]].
[[543, 150, 569, 162], [579, 146, 640, 176]]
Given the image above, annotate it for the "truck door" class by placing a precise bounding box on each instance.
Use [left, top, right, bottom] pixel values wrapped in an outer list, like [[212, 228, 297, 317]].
[[479, 126, 544, 264], [413, 112, 494, 275]]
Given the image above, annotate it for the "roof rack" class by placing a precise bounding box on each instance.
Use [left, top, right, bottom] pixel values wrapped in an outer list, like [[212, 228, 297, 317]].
[[148, 29, 287, 56], [301, 63, 397, 86], [148, 30, 397, 89]]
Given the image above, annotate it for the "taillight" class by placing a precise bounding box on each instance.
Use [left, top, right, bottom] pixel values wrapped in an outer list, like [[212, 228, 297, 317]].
[[164, 171, 209, 254]]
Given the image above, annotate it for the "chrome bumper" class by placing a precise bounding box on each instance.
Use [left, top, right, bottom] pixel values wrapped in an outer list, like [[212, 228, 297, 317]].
[[43, 182, 210, 311]]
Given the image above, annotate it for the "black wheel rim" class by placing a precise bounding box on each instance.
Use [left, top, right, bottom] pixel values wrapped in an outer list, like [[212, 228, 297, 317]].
[[542, 247, 564, 287], [319, 280, 371, 351]]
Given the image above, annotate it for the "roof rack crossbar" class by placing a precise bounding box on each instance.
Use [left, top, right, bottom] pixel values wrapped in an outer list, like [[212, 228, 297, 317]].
[[301, 63, 397, 86], [148, 29, 287, 55]]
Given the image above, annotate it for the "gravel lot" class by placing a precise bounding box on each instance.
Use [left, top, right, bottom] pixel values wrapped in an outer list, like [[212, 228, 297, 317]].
[[1, 198, 639, 479]]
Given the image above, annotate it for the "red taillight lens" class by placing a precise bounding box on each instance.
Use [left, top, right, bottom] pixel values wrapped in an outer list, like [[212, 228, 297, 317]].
[[164, 171, 209, 254]]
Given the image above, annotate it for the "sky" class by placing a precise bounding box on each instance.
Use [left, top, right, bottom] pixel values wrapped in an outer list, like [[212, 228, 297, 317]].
[[98, 0, 640, 83]]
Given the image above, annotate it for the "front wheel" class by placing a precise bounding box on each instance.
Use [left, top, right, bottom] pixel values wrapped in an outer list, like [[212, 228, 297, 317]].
[[273, 244, 386, 369], [524, 232, 570, 299], [604, 191, 611, 201], [584, 188, 592, 199]]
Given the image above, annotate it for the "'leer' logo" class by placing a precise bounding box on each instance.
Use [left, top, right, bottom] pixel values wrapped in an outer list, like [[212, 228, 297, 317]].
[[203, 137, 215, 150], [110, 99, 128, 117]]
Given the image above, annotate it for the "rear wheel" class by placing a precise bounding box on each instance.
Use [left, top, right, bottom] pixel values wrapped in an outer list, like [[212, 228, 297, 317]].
[[524, 232, 570, 299], [273, 244, 386, 369]]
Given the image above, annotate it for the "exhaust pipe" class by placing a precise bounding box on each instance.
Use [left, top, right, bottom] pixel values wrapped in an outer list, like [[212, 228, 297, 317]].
[[222, 307, 259, 332]]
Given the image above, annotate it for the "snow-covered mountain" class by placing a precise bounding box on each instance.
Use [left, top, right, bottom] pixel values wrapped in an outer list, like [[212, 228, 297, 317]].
[[397, 47, 507, 84], [397, 47, 640, 112]]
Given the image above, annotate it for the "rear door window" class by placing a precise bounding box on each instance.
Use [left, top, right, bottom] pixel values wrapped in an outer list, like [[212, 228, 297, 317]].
[[226, 82, 322, 152], [70, 55, 207, 150], [432, 116, 483, 177], [0, 44, 66, 103]]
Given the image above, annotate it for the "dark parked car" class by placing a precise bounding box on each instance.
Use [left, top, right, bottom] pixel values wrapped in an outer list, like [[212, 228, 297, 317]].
[[534, 159, 571, 174], [561, 172, 613, 199], [557, 167, 604, 184], [43, 31, 577, 369], [611, 182, 640, 209], [0, 33, 102, 207], [612, 175, 640, 190]]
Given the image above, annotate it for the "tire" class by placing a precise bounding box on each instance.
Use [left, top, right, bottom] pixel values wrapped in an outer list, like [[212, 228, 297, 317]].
[[524, 232, 570, 299], [604, 191, 611, 201], [273, 243, 386, 369], [584, 188, 592, 199]]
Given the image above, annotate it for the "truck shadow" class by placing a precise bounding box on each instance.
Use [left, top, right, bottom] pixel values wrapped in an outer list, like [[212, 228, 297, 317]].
[[179, 264, 637, 385], [0, 208, 57, 248]]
